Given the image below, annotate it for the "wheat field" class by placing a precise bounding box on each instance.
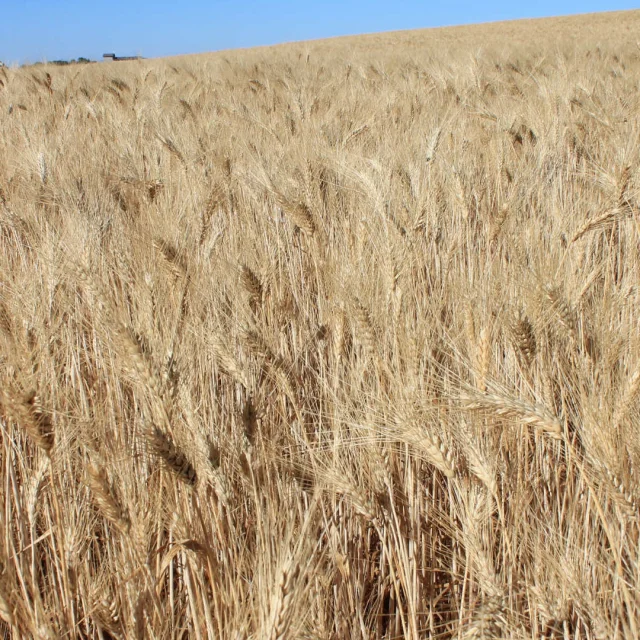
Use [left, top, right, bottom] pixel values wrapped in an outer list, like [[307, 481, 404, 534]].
[[1, 9, 640, 638]]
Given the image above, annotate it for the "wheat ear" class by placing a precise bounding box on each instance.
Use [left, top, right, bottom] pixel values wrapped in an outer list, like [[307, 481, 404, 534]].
[[0, 389, 55, 454], [275, 192, 316, 236], [460, 390, 563, 440], [511, 310, 536, 367], [86, 463, 131, 532], [613, 369, 640, 430], [145, 426, 197, 486]]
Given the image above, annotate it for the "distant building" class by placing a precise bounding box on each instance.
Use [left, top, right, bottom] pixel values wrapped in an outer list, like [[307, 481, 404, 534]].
[[103, 53, 142, 62]]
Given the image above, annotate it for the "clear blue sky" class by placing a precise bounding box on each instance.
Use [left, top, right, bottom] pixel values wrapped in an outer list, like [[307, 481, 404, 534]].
[[1, 1, 637, 64]]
